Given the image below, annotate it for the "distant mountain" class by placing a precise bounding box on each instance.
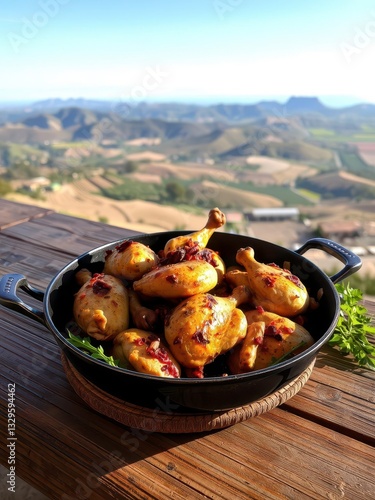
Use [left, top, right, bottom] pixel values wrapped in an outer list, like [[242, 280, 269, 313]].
[[22, 113, 62, 130], [284, 96, 330, 115], [54, 107, 99, 128], [0, 97, 373, 163], [1, 96, 375, 126], [28, 98, 113, 113]]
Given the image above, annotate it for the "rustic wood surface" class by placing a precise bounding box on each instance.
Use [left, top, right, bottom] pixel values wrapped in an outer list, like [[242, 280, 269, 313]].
[[0, 199, 374, 500]]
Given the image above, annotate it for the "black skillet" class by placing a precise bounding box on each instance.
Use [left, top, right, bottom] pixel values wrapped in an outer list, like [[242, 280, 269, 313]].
[[0, 233, 361, 411]]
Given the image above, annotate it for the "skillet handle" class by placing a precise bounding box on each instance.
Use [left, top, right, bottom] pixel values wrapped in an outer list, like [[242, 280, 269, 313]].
[[295, 238, 362, 284], [0, 273, 46, 325]]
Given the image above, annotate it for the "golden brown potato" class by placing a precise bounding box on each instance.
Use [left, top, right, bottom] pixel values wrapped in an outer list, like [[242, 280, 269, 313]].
[[244, 309, 314, 370], [236, 247, 309, 317], [164, 207, 226, 255], [73, 272, 129, 341], [112, 329, 181, 378], [164, 286, 250, 371], [228, 321, 265, 374], [104, 240, 159, 281], [133, 260, 218, 299]]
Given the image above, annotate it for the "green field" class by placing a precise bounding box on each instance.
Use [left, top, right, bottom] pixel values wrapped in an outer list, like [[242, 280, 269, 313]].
[[340, 152, 375, 181], [309, 127, 375, 143], [222, 181, 314, 206], [52, 141, 93, 149]]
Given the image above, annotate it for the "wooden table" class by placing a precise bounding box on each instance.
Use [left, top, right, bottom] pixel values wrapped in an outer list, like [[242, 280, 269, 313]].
[[0, 198, 374, 500]]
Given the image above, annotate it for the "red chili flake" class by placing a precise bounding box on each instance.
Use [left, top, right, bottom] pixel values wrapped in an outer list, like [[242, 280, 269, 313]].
[[90, 272, 104, 282], [264, 325, 282, 341], [92, 279, 112, 296], [134, 337, 146, 346], [166, 274, 178, 284], [206, 294, 218, 309], [268, 262, 281, 269], [256, 305, 265, 314], [192, 329, 210, 345], [254, 336, 264, 345], [196, 249, 218, 267], [115, 240, 133, 253], [159, 239, 221, 267], [145, 337, 179, 378], [79, 293, 86, 300], [161, 249, 185, 265], [105, 249, 113, 258], [286, 274, 303, 288], [263, 275, 276, 287], [161, 363, 180, 378]]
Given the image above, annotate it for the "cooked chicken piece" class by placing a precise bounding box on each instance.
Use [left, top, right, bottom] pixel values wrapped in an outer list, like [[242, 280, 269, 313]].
[[225, 268, 250, 289], [228, 321, 265, 374], [236, 247, 309, 317], [244, 309, 314, 370], [104, 240, 159, 281], [160, 246, 226, 284], [73, 271, 129, 341], [164, 286, 251, 373], [163, 207, 226, 255], [133, 260, 218, 299], [128, 289, 158, 330], [202, 249, 226, 283], [75, 268, 93, 287], [113, 329, 181, 378]]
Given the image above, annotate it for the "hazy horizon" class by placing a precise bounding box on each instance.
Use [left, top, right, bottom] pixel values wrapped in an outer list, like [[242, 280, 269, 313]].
[[0, 95, 370, 110]]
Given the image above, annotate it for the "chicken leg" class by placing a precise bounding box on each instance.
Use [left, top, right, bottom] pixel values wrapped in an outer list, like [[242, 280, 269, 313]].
[[163, 207, 226, 255], [164, 285, 251, 374], [236, 247, 309, 316]]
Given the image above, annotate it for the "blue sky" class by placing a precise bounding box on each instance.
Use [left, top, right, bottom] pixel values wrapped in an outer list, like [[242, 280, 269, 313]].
[[1, 0, 375, 105]]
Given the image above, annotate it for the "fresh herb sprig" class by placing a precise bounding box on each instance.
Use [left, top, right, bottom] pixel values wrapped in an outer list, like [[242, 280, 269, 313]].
[[329, 283, 375, 370], [66, 331, 120, 367]]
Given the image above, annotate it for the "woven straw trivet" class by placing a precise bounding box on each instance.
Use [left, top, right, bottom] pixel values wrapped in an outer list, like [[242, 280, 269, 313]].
[[61, 354, 315, 434]]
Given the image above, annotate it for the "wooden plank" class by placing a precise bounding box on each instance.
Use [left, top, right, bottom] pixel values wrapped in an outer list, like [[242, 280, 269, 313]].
[[282, 345, 375, 445], [0, 199, 54, 230], [1, 382, 374, 500], [1, 301, 375, 499], [1, 200, 375, 499], [2, 211, 140, 258]]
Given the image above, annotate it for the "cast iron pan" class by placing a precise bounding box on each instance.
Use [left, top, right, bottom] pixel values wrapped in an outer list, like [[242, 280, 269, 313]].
[[0, 233, 361, 411]]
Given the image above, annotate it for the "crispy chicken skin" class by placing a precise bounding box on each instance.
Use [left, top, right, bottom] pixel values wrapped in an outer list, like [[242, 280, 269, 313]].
[[133, 260, 218, 299], [73, 270, 129, 341], [236, 247, 309, 317], [243, 309, 314, 370], [225, 268, 250, 289], [228, 321, 266, 374], [104, 240, 159, 281], [164, 286, 251, 372], [163, 207, 226, 255], [112, 329, 181, 378]]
